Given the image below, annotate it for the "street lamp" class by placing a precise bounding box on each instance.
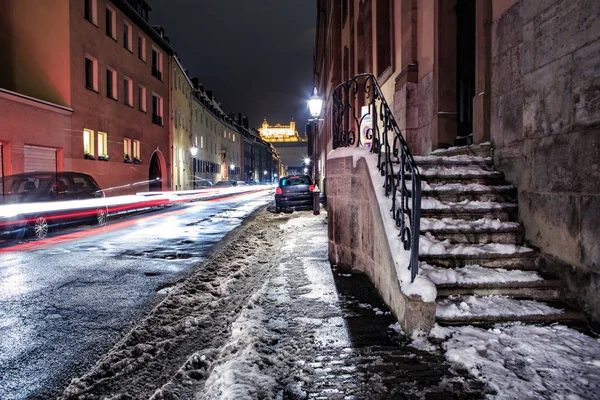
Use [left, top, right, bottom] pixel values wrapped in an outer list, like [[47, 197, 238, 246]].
[[190, 144, 198, 189], [304, 157, 310, 165], [307, 87, 323, 183], [230, 164, 235, 180], [307, 87, 323, 120]]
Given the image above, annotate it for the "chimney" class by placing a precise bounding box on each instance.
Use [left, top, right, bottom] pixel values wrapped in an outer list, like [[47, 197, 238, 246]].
[[237, 113, 242, 124], [191, 77, 199, 88], [243, 117, 249, 129], [206, 90, 213, 100]]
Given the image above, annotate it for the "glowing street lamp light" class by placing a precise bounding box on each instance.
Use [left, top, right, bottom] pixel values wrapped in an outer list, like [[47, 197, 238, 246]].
[[190, 144, 198, 157], [307, 87, 323, 119], [190, 144, 198, 189], [304, 168, 308, 174], [230, 164, 235, 170], [304, 157, 310, 165]]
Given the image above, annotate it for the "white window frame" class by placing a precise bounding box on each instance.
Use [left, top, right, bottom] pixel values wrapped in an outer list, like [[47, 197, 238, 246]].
[[133, 140, 141, 159], [123, 20, 133, 51], [123, 138, 131, 159], [106, 67, 117, 100], [151, 45, 163, 78], [83, 129, 95, 155], [84, 54, 98, 91], [84, 0, 98, 25], [138, 34, 146, 61], [98, 132, 108, 157], [105, 4, 116, 40], [123, 76, 133, 106]]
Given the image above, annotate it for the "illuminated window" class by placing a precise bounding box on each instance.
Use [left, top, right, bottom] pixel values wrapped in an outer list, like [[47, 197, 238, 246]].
[[84, 54, 98, 91], [123, 138, 131, 160], [98, 132, 108, 157], [133, 140, 141, 159], [138, 85, 146, 111], [84, 0, 97, 25], [83, 129, 94, 155], [123, 21, 132, 51], [105, 5, 116, 39], [123, 76, 133, 106], [138, 34, 146, 61], [106, 68, 117, 99], [200, 136, 204, 148], [233, 134, 235, 142]]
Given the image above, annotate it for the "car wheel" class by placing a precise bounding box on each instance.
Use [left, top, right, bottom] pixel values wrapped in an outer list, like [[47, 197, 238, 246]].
[[33, 216, 49, 239], [96, 208, 108, 226], [274, 207, 281, 214]]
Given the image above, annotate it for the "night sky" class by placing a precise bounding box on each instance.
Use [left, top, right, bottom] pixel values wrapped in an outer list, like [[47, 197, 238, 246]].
[[149, 0, 317, 133]]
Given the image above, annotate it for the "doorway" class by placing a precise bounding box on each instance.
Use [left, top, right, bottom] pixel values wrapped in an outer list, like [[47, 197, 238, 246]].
[[149, 152, 162, 191], [455, 0, 476, 146]]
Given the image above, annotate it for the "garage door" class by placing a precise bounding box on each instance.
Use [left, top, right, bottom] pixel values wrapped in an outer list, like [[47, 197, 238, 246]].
[[24, 145, 57, 173]]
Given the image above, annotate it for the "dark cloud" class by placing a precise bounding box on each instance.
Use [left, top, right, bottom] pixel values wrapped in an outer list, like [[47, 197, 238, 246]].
[[149, 0, 316, 131]]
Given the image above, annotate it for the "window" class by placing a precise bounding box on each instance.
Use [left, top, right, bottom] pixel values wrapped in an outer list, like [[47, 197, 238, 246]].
[[133, 140, 141, 159], [138, 85, 146, 111], [84, 55, 98, 91], [201, 136, 204, 149], [151, 46, 163, 80], [123, 77, 133, 106], [83, 129, 95, 156], [138, 34, 146, 61], [233, 134, 235, 142], [106, 68, 117, 99], [105, 5, 116, 39], [123, 138, 131, 160], [375, 0, 393, 77], [84, 0, 97, 25], [123, 21, 132, 51], [98, 132, 108, 157], [152, 93, 163, 125]]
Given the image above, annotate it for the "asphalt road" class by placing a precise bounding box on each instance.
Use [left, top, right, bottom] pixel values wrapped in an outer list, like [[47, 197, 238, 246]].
[[0, 190, 272, 400]]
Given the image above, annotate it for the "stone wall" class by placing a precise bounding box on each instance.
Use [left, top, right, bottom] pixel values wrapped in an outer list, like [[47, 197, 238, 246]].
[[327, 155, 435, 334], [491, 0, 600, 320]]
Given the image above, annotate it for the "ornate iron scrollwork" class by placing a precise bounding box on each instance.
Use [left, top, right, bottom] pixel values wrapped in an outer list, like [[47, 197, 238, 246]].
[[331, 74, 422, 282]]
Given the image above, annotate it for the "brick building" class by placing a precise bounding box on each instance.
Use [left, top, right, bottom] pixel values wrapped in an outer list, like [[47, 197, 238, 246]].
[[313, 0, 600, 321], [0, 0, 173, 193]]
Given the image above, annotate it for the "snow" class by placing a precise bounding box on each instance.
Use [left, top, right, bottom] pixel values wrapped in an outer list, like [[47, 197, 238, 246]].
[[419, 166, 499, 176], [413, 155, 492, 163], [420, 263, 543, 285], [436, 295, 563, 318], [421, 182, 514, 192], [420, 233, 533, 255], [421, 217, 520, 231], [421, 197, 517, 210], [430, 141, 491, 155], [429, 323, 600, 400], [328, 147, 437, 302]]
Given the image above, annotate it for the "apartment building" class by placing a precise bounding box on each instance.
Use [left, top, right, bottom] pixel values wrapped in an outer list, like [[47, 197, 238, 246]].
[[171, 56, 193, 190], [0, 0, 173, 193]]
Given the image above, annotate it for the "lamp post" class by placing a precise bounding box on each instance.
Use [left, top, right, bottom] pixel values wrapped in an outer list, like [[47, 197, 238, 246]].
[[230, 164, 235, 181], [263, 170, 267, 183], [190, 144, 198, 189], [307, 87, 323, 183]]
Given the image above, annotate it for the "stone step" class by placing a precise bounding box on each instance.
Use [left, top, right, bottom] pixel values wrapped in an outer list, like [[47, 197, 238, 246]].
[[411, 172, 506, 186], [435, 279, 561, 301], [418, 186, 517, 203], [429, 142, 493, 158], [413, 155, 494, 169], [420, 251, 539, 270], [421, 204, 518, 222], [421, 226, 524, 244], [436, 309, 587, 326]]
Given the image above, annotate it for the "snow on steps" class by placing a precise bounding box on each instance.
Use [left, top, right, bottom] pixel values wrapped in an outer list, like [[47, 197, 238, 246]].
[[413, 146, 586, 327]]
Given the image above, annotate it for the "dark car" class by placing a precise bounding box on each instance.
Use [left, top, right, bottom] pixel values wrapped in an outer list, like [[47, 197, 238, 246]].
[[0, 171, 108, 240], [274, 174, 314, 212]]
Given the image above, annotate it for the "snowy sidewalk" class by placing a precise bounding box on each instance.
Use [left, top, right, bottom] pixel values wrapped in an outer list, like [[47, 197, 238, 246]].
[[61, 209, 600, 399]]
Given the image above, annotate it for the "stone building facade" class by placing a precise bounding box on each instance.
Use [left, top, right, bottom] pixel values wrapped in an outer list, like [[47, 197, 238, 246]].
[[314, 0, 600, 320]]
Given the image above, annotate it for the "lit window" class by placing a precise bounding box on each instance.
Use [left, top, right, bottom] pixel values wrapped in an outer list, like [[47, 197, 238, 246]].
[[123, 76, 133, 106], [106, 68, 117, 99], [84, 0, 97, 25], [201, 136, 204, 148], [123, 21, 132, 51], [151, 46, 163, 80], [138, 85, 146, 111], [152, 93, 163, 125], [233, 134, 235, 142], [84, 54, 98, 91], [138, 34, 146, 61], [133, 140, 141, 159], [83, 129, 94, 155], [98, 132, 108, 157], [105, 5, 116, 39], [123, 138, 131, 160]]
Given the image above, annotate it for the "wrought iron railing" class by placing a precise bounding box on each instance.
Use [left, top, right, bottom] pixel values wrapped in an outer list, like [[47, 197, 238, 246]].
[[331, 73, 421, 282]]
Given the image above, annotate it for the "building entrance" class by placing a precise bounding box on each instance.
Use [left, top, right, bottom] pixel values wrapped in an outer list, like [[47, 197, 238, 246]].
[[149, 152, 162, 191], [455, 0, 476, 146]]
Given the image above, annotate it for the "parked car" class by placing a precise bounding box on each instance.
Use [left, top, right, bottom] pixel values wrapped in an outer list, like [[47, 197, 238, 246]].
[[0, 171, 108, 240], [194, 178, 213, 188], [213, 180, 235, 188], [274, 174, 314, 212], [235, 181, 249, 187]]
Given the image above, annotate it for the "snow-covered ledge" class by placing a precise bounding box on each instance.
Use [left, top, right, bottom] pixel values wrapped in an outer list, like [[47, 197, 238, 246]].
[[327, 147, 436, 334]]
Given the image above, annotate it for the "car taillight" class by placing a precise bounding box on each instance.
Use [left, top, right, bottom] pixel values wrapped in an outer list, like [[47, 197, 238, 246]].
[[309, 185, 315, 191], [276, 187, 282, 195]]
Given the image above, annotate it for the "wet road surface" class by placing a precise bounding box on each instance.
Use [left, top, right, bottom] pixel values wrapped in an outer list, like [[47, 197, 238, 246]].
[[0, 191, 272, 399]]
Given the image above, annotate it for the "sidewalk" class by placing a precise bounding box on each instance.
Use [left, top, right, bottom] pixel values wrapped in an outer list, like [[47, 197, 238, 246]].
[[61, 207, 600, 399]]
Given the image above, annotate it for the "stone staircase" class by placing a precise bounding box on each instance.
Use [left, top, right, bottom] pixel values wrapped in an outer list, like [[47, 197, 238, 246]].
[[413, 143, 587, 327]]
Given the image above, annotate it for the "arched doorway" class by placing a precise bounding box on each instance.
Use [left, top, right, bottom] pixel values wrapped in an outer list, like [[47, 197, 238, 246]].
[[149, 152, 162, 191]]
